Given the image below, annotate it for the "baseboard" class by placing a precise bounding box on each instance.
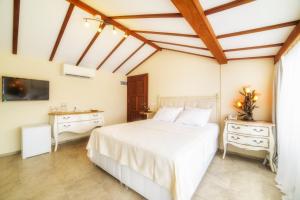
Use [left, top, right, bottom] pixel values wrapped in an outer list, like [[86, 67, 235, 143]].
[[0, 136, 90, 158], [0, 150, 21, 157]]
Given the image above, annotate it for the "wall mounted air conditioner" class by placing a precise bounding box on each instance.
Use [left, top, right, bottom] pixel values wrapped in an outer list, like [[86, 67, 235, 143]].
[[63, 64, 95, 78]]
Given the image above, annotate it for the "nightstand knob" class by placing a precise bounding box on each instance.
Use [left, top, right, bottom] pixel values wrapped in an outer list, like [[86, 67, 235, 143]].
[[231, 125, 240, 130], [253, 139, 263, 144], [253, 128, 264, 132], [231, 135, 240, 140]]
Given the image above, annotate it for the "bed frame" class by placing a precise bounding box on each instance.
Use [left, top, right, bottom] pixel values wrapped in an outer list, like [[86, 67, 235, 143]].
[[89, 95, 220, 200], [158, 94, 220, 123]]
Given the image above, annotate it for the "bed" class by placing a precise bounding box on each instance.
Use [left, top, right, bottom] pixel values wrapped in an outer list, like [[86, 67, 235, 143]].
[[87, 95, 220, 200]]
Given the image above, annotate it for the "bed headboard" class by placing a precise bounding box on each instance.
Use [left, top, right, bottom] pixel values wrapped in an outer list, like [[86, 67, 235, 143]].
[[157, 95, 220, 123]]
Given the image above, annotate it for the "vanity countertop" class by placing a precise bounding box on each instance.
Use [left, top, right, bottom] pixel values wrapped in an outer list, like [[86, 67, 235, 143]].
[[48, 110, 103, 116]]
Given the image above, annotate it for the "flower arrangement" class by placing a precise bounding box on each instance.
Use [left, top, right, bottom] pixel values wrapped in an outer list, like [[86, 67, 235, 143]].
[[235, 87, 259, 121]]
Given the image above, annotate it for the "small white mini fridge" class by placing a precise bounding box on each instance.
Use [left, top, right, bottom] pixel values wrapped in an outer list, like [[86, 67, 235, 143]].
[[22, 124, 51, 159]]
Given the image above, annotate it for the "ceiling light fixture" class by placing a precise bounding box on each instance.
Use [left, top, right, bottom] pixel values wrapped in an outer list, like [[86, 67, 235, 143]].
[[84, 19, 90, 27], [84, 15, 118, 35], [112, 26, 117, 35]]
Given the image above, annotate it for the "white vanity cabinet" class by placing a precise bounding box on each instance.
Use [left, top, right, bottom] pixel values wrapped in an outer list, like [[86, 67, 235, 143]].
[[49, 111, 104, 151]]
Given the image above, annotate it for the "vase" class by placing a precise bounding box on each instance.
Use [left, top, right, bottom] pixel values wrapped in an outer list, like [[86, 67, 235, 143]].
[[241, 112, 254, 121]]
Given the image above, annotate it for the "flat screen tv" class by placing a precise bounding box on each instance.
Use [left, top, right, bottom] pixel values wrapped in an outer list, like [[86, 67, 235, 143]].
[[2, 76, 49, 101]]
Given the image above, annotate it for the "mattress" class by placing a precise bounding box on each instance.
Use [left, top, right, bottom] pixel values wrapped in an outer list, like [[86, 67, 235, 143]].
[[87, 120, 219, 200]]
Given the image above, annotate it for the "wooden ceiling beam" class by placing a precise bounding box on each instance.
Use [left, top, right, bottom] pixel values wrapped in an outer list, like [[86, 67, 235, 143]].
[[97, 37, 126, 70], [133, 30, 198, 38], [224, 43, 283, 52], [163, 48, 214, 59], [113, 43, 146, 73], [126, 50, 158, 75], [110, 0, 254, 19], [49, 3, 74, 61], [275, 21, 300, 63], [132, 20, 299, 40], [218, 20, 300, 39], [228, 55, 274, 61], [151, 40, 208, 50], [12, 0, 20, 54], [76, 23, 106, 66], [66, 0, 160, 50], [111, 13, 182, 19], [204, 0, 254, 15], [171, 0, 227, 64]]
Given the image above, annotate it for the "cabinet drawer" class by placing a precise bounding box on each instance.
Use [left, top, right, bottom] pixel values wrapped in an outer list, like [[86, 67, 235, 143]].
[[228, 133, 269, 148], [227, 123, 269, 137], [57, 115, 80, 123], [57, 113, 103, 123], [90, 113, 103, 120], [80, 113, 102, 121], [58, 120, 102, 133]]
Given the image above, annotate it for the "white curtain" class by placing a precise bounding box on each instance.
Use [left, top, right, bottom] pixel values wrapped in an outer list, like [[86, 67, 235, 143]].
[[275, 41, 300, 200]]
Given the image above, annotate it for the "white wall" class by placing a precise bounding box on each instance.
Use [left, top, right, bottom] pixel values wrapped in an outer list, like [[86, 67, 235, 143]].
[[0, 53, 127, 155], [130, 49, 274, 159], [220, 59, 274, 158], [130, 50, 221, 110]]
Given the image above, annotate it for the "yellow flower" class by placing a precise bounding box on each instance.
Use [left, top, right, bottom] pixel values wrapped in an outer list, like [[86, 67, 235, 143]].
[[236, 101, 242, 108], [244, 87, 251, 93]]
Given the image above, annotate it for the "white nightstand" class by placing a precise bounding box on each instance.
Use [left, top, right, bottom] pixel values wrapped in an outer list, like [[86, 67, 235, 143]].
[[22, 124, 51, 159], [223, 119, 276, 172]]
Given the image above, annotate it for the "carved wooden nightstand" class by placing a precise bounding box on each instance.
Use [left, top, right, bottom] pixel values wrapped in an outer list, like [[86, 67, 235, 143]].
[[223, 119, 276, 172]]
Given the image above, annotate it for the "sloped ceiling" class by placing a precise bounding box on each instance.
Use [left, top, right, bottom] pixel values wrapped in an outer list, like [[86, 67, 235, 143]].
[[0, 0, 299, 75]]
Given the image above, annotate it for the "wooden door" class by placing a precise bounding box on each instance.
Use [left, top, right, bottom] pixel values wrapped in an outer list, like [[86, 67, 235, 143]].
[[127, 74, 148, 122]]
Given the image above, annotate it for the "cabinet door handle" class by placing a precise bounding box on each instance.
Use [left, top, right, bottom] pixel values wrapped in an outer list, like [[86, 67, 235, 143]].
[[94, 121, 99, 123], [253, 139, 263, 144], [63, 116, 70, 119], [231, 136, 240, 140], [63, 124, 71, 127], [253, 128, 264, 132]]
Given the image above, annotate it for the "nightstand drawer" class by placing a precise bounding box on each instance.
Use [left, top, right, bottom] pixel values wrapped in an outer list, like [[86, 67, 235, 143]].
[[228, 123, 269, 137], [228, 133, 269, 148]]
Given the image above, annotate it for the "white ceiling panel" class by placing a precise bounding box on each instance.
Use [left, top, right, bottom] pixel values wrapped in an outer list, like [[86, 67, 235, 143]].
[[157, 43, 213, 57], [81, 0, 178, 16], [141, 33, 206, 48], [0, 0, 13, 53], [199, 0, 234, 10], [18, 0, 69, 60], [220, 26, 294, 50], [117, 18, 195, 34], [54, 7, 97, 65], [101, 36, 143, 72], [118, 45, 156, 74], [79, 26, 124, 69], [208, 0, 300, 35], [226, 47, 280, 58]]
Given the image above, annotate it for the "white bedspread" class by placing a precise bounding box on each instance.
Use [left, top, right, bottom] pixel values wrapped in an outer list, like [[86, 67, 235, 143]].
[[87, 120, 219, 200]]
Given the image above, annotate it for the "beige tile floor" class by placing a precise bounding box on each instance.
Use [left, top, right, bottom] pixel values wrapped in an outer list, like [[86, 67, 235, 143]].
[[0, 139, 281, 200]]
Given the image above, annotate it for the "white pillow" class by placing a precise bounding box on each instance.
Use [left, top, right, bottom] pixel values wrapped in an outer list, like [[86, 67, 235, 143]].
[[153, 107, 183, 122], [175, 108, 211, 127]]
